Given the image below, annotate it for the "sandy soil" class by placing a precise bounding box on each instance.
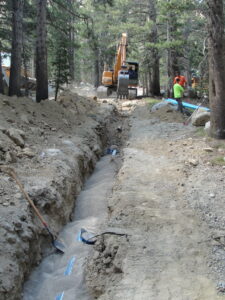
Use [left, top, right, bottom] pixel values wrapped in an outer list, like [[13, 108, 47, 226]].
[[86, 100, 225, 299]]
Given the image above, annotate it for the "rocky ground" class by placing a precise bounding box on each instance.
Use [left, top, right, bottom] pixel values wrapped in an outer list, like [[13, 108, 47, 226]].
[[0, 90, 127, 300], [2, 89, 225, 300], [86, 100, 225, 299]]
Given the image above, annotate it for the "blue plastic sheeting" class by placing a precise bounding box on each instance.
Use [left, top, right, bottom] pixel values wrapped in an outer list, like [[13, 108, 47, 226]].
[[106, 148, 119, 155], [55, 292, 64, 300], [64, 256, 76, 276], [165, 98, 210, 111], [79, 228, 96, 245]]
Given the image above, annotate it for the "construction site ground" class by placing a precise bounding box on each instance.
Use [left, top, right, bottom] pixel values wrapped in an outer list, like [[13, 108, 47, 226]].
[[1, 88, 225, 299]]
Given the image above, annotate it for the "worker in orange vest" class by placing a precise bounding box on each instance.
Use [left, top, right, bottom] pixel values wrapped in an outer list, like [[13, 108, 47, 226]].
[[173, 72, 187, 88]]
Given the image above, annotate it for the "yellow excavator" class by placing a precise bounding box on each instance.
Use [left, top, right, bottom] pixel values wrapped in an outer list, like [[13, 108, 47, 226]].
[[97, 33, 139, 99]]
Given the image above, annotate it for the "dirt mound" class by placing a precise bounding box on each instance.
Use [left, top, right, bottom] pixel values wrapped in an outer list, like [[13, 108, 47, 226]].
[[152, 105, 185, 123]]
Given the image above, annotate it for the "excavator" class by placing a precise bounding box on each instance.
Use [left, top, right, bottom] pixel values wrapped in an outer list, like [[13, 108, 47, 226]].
[[97, 33, 139, 99]]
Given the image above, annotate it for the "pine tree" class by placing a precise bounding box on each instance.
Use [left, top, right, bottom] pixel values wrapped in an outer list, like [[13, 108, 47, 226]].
[[8, 0, 23, 96], [207, 0, 225, 138], [36, 0, 48, 102]]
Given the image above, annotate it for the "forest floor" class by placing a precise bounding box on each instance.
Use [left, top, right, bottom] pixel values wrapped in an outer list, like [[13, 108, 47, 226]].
[[1, 87, 225, 299]]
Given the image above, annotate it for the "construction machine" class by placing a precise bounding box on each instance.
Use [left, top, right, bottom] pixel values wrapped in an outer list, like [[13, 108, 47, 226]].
[[2, 65, 36, 95], [97, 33, 139, 99]]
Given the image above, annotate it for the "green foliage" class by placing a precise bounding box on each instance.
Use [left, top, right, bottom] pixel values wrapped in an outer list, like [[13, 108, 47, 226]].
[[51, 41, 70, 100], [194, 127, 206, 137], [48, 0, 73, 99], [0, 1, 13, 52], [145, 98, 161, 109], [211, 156, 225, 166], [1, 0, 210, 95]]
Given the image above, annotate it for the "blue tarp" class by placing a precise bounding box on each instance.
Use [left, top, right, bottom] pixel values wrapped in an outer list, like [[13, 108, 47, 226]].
[[165, 98, 210, 112]]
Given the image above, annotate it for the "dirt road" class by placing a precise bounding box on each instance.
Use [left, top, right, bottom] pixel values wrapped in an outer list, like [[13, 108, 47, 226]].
[[86, 100, 225, 299]]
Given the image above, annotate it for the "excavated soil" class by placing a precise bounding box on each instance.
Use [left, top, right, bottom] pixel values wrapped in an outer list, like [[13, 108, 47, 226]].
[[152, 104, 186, 123], [0, 90, 128, 300]]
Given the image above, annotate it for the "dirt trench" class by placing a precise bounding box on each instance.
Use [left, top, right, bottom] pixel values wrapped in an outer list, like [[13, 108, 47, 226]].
[[0, 92, 129, 300], [3, 93, 225, 300]]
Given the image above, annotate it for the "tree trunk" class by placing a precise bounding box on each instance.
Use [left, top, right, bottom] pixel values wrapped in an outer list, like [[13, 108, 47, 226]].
[[22, 55, 29, 96], [8, 0, 23, 97], [22, 26, 29, 96], [166, 1, 179, 97], [67, 0, 75, 81], [150, 49, 160, 96], [149, 0, 160, 96], [36, 0, 48, 102], [68, 28, 75, 81], [0, 51, 4, 94], [144, 72, 149, 96], [182, 19, 192, 96], [207, 0, 225, 138], [94, 46, 100, 88]]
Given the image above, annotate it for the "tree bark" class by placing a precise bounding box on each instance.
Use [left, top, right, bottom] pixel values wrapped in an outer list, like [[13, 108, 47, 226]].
[[68, 28, 75, 80], [166, 0, 179, 97], [36, 0, 48, 102], [0, 51, 4, 94], [207, 0, 225, 138], [67, 0, 75, 81], [149, 0, 160, 96], [93, 46, 100, 88], [8, 0, 23, 97], [144, 72, 149, 96], [22, 24, 29, 96]]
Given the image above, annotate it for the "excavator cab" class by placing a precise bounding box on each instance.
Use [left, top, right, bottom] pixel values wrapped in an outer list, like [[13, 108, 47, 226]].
[[126, 61, 139, 99], [127, 62, 138, 82]]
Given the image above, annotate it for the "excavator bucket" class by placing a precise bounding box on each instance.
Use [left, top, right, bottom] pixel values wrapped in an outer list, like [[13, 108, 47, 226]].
[[117, 72, 129, 99]]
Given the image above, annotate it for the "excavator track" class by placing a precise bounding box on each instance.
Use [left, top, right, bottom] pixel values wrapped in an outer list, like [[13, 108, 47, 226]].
[[97, 86, 109, 98], [128, 88, 137, 100]]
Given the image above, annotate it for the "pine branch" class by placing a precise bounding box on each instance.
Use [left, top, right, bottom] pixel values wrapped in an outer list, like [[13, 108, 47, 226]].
[[49, 0, 88, 20]]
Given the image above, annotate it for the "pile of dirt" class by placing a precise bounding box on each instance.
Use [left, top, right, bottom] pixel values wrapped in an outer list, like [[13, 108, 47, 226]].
[[151, 104, 185, 123], [0, 91, 127, 300]]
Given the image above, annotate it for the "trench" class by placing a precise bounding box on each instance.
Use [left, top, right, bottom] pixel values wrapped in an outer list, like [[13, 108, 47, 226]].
[[22, 155, 119, 300]]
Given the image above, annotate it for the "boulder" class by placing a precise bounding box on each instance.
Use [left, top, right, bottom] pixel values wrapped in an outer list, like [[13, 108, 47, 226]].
[[188, 159, 199, 167], [20, 114, 30, 124], [191, 109, 210, 126], [18, 148, 35, 158], [5, 151, 17, 163], [151, 101, 176, 113], [204, 121, 211, 135], [4, 128, 25, 147]]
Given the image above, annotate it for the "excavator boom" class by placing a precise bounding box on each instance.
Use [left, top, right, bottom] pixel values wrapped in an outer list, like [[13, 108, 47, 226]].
[[113, 33, 127, 83]]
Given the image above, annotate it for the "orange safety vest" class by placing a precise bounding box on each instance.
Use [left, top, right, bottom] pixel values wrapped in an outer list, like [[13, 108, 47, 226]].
[[174, 75, 187, 87]]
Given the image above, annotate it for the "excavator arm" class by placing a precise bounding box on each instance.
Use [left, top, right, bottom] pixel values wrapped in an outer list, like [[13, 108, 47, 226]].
[[113, 33, 127, 83]]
